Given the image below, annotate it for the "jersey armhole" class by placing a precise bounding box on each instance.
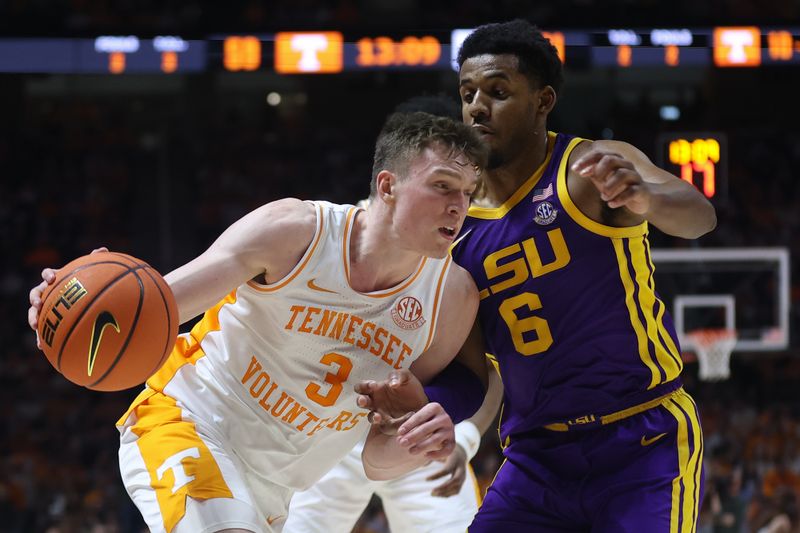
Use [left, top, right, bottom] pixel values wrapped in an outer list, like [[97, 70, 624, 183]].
[[245, 201, 326, 292]]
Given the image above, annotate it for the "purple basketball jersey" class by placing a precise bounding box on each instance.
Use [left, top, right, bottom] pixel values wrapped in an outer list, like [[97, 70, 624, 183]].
[[451, 132, 684, 443]]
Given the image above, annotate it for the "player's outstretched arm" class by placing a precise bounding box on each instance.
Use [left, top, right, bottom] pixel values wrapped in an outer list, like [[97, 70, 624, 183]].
[[571, 140, 717, 239], [27, 198, 317, 337]]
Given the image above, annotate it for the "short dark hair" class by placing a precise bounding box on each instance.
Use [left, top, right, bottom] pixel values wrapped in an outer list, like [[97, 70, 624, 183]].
[[457, 19, 564, 95], [370, 112, 487, 197]]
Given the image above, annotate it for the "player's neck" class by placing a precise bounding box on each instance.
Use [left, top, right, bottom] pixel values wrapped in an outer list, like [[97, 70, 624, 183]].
[[477, 137, 549, 207], [347, 209, 422, 293]]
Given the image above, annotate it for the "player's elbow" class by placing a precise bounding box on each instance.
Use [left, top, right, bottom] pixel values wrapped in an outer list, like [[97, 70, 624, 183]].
[[686, 204, 717, 239], [702, 207, 718, 235], [361, 456, 402, 481], [361, 447, 417, 481], [362, 465, 394, 481]]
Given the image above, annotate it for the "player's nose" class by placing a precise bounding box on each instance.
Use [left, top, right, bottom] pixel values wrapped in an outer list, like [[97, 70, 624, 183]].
[[448, 193, 469, 217], [467, 92, 489, 120]]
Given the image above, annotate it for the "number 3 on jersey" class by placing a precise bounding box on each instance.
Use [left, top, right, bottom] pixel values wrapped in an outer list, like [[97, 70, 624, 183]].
[[305, 352, 353, 407]]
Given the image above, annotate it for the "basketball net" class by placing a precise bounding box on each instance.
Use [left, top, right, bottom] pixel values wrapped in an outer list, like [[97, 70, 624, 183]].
[[687, 329, 737, 381]]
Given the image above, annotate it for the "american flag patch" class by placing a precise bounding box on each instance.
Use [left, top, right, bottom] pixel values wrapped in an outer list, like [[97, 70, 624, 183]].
[[532, 183, 553, 202]]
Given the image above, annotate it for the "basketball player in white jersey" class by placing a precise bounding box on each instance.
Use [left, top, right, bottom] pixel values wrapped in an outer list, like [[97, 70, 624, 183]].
[[284, 95, 505, 533], [27, 111, 490, 533], [287, 178, 503, 533]]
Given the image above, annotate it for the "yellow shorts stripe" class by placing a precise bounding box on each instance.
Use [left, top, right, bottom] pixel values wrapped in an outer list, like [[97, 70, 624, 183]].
[[130, 392, 233, 532], [664, 390, 703, 533]]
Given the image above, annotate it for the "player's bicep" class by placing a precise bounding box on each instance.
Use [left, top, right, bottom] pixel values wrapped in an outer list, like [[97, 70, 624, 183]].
[[410, 268, 481, 384], [165, 198, 316, 322]]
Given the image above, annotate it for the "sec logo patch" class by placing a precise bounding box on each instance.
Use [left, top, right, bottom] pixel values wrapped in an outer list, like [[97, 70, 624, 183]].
[[391, 296, 426, 330]]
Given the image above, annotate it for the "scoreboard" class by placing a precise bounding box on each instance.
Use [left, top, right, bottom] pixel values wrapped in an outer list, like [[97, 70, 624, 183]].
[[0, 36, 206, 73], [2, 26, 800, 74], [657, 133, 727, 200]]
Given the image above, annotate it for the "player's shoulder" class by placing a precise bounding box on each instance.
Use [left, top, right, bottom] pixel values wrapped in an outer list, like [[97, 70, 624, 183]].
[[260, 197, 317, 219], [236, 198, 320, 254], [250, 198, 318, 231], [442, 262, 479, 307]]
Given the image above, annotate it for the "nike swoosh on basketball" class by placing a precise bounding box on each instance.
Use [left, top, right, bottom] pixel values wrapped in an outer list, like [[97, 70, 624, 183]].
[[88, 311, 120, 376], [640, 432, 668, 447], [307, 278, 338, 294]]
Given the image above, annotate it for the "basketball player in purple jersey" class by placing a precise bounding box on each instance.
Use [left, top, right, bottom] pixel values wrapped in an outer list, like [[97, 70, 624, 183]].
[[449, 20, 717, 532]]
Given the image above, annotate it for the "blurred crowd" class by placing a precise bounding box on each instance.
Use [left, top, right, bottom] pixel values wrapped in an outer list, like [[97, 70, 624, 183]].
[[2, 59, 799, 532]]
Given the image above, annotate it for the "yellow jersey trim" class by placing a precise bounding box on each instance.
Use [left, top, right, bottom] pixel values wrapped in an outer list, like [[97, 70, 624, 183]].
[[628, 237, 682, 381], [646, 238, 684, 375], [613, 239, 661, 389], [556, 137, 649, 238], [128, 290, 239, 404], [466, 132, 557, 220], [543, 386, 684, 432]]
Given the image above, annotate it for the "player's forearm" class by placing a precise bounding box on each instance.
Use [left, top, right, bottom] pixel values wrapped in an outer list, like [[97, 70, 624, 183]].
[[165, 251, 251, 324], [466, 359, 503, 435], [453, 360, 503, 461], [642, 179, 717, 238], [361, 427, 429, 480]]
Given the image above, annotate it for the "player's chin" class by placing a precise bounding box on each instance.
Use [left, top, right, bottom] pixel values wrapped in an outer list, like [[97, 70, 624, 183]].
[[426, 245, 450, 259]]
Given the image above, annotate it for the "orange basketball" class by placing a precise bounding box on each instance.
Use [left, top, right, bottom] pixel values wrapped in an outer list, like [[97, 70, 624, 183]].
[[37, 251, 179, 391]]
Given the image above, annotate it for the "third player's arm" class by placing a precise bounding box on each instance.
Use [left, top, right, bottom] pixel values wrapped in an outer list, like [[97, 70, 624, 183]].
[[465, 348, 503, 436], [571, 140, 717, 239], [165, 198, 316, 323]]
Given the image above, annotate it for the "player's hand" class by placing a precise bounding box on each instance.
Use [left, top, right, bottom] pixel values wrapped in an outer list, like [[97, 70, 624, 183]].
[[571, 151, 652, 214], [427, 444, 468, 497], [355, 369, 428, 422], [27, 247, 108, 348], [369, 411, 414, 437], [394, 402, 455, 461]]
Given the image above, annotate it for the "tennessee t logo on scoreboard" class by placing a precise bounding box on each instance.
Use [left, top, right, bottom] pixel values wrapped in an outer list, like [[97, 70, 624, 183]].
[[713, 27, 761, 67], [275, 32, 343, 74]]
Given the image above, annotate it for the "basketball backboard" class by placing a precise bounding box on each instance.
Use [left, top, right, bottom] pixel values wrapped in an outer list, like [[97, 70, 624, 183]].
[[651, 247, 790, 353]]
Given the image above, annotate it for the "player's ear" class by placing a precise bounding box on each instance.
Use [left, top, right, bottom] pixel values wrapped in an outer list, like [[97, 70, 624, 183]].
[[537, 86, 557, 114], [376, 170, 397, 204]]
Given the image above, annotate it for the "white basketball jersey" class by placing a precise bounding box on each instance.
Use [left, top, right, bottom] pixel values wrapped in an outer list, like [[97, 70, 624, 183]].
[[129, 201, 454, 491]]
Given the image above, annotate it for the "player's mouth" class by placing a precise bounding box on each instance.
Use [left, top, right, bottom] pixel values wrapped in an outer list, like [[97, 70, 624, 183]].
[[439, 226, 457, 240], [472, 124, 493, 136]]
